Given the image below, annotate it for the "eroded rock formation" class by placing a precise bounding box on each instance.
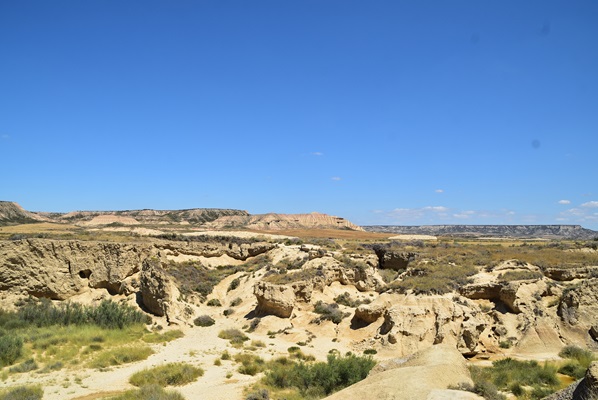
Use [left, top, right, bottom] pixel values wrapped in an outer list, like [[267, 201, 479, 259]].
[[254, 281, 296, 318]]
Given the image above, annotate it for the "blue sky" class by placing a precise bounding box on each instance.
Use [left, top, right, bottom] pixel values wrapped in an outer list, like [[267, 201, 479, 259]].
[[1, 1, 597, 229]]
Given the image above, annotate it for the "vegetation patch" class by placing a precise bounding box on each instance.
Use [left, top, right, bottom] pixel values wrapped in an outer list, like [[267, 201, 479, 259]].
[[333, 292, 371, 308], [469, 357, 560, 399], [218, 329, 249, 345], [105, 385, 184, 400], [16, 298, 150, 329], [142, 330, 184, 344], [193, 315, 215, 327], [90, 345, 154, 369], [558, 345, 595, 379], [312, 301, 350, 324], [0, 385, 43, 400], [129, 362, 203, 387], [234, 353, 266, 376], [387, 261, 477, 295], [262, 353, 376, 398]]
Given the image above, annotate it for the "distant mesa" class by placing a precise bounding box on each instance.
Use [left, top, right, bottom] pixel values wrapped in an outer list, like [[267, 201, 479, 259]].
[[364, 224, 598, 240]]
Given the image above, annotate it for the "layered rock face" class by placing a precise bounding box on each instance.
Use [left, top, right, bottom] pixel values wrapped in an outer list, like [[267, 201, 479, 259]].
[[558, 279, 598, 328], [370, 295, 487, 357], [0, 239, 152, 299], [0, 238, 273, 300]]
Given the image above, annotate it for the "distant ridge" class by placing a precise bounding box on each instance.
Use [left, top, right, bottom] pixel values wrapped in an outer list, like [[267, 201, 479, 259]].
[[0, 202, 363, 231], [0, 201, 48, 225], [363, 224, 598, 239]]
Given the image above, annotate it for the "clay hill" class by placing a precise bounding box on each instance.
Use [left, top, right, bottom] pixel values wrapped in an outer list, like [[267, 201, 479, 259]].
[[0, 201, 362, 231]]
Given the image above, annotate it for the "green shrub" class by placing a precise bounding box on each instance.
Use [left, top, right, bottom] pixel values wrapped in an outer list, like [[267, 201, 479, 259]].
[[9, 359, 38, 373], [559, 345, 594, 366], [107, 384, 184, 400], [230, 298, 242, 307], [558, 362, 586, 380], [193, 315, 215, 327], [313, 301, 350, 324], [221, 350, 231, 360], [0, 385, 43, 400], [142, 330, 184, 343], [16, 299, 149, 329], [333, 292, 371, 308], [264, 353, 375, 396], [234, 353, 266, 376], [90, 345, 153, 369], [228, 278, 241, 292], [218, 329, 249, 345], [245, 389, 270, 400], [206, 299, 222, 307], [129, 362, 203, 387], [223, 309, 234, 317], [0, 333, 23, 367], [363, 349, 377, 355]]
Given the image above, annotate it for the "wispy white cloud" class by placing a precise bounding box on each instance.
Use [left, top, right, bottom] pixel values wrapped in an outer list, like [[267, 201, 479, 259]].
[[558, 200, 571, 205], [376, 206, 520, 225], [311, 152, 324, 156], [435, 189, 444, 193], [1, 134, 9, 140], [558, 201, 598, 225], [331, 176, 341, 181]]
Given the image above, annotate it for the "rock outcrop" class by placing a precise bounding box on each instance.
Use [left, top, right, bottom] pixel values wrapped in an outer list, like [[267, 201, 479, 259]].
[[544, 266, 598, 281], [373, 294, 488, 357], [372, 245, 416, 270], [0, 239, 151, 299], [254, 282, 296, 318], [139, 259, 184, 323], [558, 279, 598, 328], [324, 344, 482, 400]]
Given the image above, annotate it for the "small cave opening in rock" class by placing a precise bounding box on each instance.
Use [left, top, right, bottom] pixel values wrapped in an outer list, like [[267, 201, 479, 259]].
[[79, 269, 92, 279]]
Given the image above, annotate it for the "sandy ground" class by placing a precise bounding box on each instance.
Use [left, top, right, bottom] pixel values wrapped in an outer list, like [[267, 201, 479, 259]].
[[387, 234, 438, 241]]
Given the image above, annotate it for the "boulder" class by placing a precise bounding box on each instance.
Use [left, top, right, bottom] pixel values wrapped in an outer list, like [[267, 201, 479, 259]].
[[254, 281, 296, 318], [354, 302, 387, 324], [373, 246, 416, 271]]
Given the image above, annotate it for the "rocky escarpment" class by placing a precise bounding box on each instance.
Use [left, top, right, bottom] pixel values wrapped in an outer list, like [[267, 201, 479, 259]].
[[364, 224, 598, 239], [0, 239, 153, 299], [0, 238, 274, 301]]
